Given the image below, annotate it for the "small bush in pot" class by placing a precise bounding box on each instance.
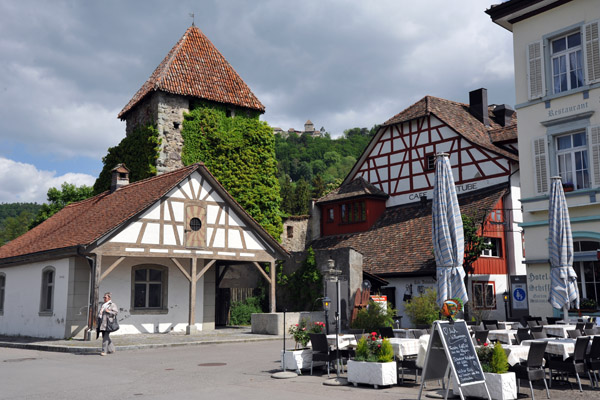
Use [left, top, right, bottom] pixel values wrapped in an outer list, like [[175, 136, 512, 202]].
[[477, 342, 508, 374], [354, 332, 395, 363]]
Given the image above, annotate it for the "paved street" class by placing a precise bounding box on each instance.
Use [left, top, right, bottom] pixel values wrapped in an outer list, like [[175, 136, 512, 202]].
[[0, 335, 597, 399]]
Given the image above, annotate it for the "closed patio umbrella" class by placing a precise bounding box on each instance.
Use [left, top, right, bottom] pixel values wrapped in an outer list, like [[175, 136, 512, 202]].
[[432, 153, 468, 307], [548, 176, 579, 316]]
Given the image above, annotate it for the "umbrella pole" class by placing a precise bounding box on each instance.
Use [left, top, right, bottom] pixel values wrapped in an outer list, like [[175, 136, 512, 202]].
[[563, 304, 569, 322]]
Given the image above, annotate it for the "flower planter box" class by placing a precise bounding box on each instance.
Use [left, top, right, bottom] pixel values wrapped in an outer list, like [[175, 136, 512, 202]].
[[281, 349, 312, 374], [347, 360, 397, 388], [452, 372, 516, 400]]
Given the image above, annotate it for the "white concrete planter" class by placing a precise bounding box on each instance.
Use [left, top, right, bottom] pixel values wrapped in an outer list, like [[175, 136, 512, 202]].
[[281, 349, 312, 374], [452, 372, 517, 400], [347, 360, 397, 388]]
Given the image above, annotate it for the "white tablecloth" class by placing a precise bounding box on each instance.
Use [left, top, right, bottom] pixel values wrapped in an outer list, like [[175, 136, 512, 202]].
[[520, 338, 579, 360], [501, 344, 530, 366], [326, 334, 356, 349], [488, 329, 517, 344], [498, 321, 520, 330], [542, 325, 577, 338], [388, 337, 421, 360], [393, 329, 422, 338]]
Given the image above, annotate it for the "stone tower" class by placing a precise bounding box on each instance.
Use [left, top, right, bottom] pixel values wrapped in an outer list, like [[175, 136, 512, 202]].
[[118, 25, 265, 174]]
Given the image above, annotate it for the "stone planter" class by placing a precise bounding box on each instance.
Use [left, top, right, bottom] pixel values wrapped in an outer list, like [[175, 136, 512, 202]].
[[452, 372, 516, 400], [347, 360, 397, 388], [281, 349, 312, 374]]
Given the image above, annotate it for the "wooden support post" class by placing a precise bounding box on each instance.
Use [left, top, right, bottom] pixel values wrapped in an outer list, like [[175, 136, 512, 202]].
[[270, 260, 276, 313], [187, 257, 198, 335], [92, 254, 102, 331]]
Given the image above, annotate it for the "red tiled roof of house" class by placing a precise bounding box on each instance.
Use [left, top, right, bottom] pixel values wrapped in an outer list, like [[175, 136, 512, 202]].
[[118, 25, 264, 119], [489, 124, 518, 144], [383, 96, 518, 162], [311, 184, 507, 276], [0, 163, 286, 264], [316, 176, 389, 204]]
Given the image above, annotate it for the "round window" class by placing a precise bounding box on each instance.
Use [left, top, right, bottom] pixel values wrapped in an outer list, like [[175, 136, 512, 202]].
[[190, 217, 202, 231]]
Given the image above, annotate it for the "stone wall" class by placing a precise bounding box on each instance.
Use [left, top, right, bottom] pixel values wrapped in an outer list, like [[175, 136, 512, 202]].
[[124, 91, 189, 175], [281, 216, 311, 252]]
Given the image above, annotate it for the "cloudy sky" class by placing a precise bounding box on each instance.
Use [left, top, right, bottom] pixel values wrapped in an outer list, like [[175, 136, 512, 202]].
[[0, 0, 514, 204]]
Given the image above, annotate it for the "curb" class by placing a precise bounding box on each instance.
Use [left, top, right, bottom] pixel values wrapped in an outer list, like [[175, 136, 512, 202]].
[[0, 335, 282, 354]]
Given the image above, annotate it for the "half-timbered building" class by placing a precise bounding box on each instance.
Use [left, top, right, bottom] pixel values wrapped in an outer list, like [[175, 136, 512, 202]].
[[312, 89, 524, 325], [0, 163, 286, 339]]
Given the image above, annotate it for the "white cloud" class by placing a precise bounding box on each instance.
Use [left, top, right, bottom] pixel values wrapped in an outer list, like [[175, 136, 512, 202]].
[[0, 157, 95, 204]]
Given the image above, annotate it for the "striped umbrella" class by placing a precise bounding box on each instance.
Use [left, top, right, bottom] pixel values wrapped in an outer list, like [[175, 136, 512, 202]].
[[432, 153, 468, 307], [548, 176, 579, 313]]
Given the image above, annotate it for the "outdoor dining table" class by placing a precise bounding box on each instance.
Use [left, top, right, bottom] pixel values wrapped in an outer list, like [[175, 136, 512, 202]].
[[488, 329, 517, 344], [326, 334, 357, 350], [393, 329, 422, 338], [500, 344, 530, 366], [388, 337, 421, 360], [520, 338, 581, 360], [497, 321, 520, 330], [542, 324, 577, 338]]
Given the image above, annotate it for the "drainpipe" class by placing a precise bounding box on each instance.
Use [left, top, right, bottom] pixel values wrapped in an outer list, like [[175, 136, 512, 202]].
[[77, 246, 96, 341]]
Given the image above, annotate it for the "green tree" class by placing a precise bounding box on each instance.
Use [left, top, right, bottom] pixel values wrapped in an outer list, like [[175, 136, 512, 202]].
[[30, 183, 94, 228], [277, 247, 322, 311], [0, 210, 34, 245], [404, 288, 439, 327], [93, 124, 161, 194], [181, 105, 282, 239], [294, 179, 311, 215], [462, 214, 492, 319]]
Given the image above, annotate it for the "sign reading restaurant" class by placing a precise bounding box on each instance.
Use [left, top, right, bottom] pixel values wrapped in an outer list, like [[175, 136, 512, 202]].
[[547, 101, 588, 118]]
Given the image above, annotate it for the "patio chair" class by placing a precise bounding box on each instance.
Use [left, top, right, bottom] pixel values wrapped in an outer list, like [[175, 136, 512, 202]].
[[379, 326, 394, 339], [483, 319, 499, 330], [398, 355, 421, 385], [584, 322, 595, 331], [509, 341, 550, 400], [528, 320, 541, 328], [546, 317, 561, 325], [474, 330, 489, 346], [472, 325, 485, 332], [532, 330, 548, 339], [516, 328, 533, 344], [584, 328, 596, 336], [586, 336, 600, 388], [568, 329, 582, 338], [547, 336, 592, 392], [576, 322, 585, 334], [530, 326, 544, 333], [411, 329, 428, 339], [308, 333, 336, 377]]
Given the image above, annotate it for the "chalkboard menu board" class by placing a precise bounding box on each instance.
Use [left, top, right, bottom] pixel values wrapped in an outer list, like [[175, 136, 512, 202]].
[[418, 321, 488, 400], [438, 321, 484, 385]]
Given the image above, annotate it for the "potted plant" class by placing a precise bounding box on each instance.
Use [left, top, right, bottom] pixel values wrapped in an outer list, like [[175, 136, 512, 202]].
[[562, 182, 574, 192], [351, 299, 397, 333], [453, 342, 517, 400], [347, 332, 397, 388], [403, 288, 438, 327], [579, 298, 598, 312], [283, 319, 325, 373]]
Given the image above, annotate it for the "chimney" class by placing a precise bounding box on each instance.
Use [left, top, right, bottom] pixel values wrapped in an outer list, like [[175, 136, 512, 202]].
[[469, 88, 490, 127], [110, 163, 130, 192], [492, 104, 515, 127]]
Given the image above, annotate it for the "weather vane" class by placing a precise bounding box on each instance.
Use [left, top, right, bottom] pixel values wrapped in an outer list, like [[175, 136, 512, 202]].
[[189, 12, 195, 26]]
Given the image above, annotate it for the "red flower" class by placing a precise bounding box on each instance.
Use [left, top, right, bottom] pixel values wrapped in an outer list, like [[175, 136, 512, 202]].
[[371, 332, 377, 336], [483, 343, 488, 347], [377, 344, 381, 348], [295, 324, 299, 327], [371, 336, 377, 341]]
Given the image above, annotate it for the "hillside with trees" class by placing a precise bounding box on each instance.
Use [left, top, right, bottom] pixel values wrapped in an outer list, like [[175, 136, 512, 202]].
[[276, 126, 377, 215]]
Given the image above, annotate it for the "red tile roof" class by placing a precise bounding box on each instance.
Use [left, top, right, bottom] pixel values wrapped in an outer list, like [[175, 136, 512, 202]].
[[383, 96, 518, 162], [0, 163, 286, 265], [311, 184, 507, 276], [316, 176, 389, 204], [118, 25, 265, 119]]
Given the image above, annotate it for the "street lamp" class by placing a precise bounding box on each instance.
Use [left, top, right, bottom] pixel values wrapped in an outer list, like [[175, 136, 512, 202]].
[[503, 291, 509, 320], [322, 258, 347, 385], [322, 296, 331, 335]]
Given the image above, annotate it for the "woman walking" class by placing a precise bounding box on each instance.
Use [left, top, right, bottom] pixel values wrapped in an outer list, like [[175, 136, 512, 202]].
[[98, 292, 118, 355]]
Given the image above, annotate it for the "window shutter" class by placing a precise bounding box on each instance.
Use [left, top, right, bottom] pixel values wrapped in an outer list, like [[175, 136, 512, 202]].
[[589, 125, 600, 188], [584, 21, 600, 84], [532, 136, 549, 195], [527, 40, 545, 100]]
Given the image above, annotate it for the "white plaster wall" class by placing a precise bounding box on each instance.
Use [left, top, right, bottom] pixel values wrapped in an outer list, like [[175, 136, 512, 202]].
[[97, 257, 206, 335], [0, 258, 71, 338], [527, 263, 553, 318], [507, 170, 525, 276]]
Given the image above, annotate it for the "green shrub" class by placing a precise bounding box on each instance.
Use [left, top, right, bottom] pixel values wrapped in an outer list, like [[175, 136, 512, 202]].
[[489, 341, 509, 374], [351, 300, 396, 333], [354, 334, 395, 363], [229, 297, 263, 325], [404, 288, 439, 326]]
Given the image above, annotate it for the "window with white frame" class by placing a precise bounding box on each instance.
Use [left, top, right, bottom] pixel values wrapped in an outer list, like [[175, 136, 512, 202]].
[[573, 240, 600, 308], [0, 273, 5, 314], [556, 132, 590, 190], [481, 237, 502, 257], [40, 267, 55, 314], [551, 31, 584, 94], [132, 266, 167, 311], [473, 281, 496, 309]]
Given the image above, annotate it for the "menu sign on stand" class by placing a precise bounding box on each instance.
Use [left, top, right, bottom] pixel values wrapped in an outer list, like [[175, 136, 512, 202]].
[[417, 320, 490, 400]]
